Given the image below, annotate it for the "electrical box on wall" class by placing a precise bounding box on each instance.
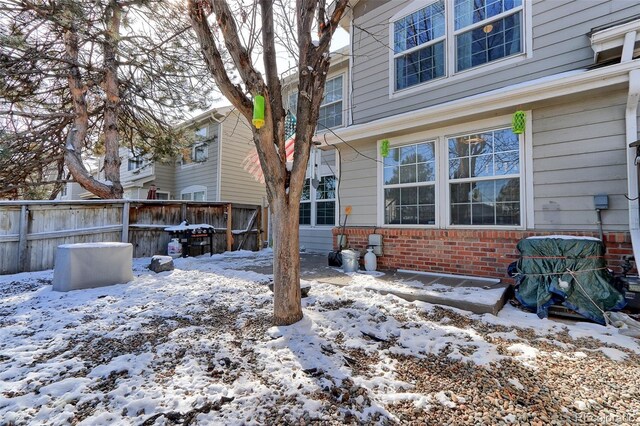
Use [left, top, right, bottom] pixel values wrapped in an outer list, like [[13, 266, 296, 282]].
[[594, 194, 609, 210], [368, 234, 383, 256]]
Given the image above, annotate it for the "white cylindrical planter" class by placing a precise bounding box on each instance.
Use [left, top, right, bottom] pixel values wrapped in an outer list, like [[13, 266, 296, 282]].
[[364, 247, 377, 271]]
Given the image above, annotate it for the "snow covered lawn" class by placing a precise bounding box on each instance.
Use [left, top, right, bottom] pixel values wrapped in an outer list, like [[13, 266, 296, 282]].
[[1, 249, 639, 425]]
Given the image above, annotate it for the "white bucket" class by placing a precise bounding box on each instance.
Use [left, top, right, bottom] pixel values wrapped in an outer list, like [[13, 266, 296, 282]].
[[167, 238, 182, 258], [341, 249, 360, 273]]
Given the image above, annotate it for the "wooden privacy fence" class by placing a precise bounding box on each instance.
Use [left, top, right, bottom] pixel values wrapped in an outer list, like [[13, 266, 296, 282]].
[[0, 200, 262, 275]]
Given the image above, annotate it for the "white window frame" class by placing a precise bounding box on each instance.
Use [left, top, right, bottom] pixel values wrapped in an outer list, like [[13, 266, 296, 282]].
[[192, 142, 208, 162], [318, 74, 345, 131], [180, 185, 207, 201], [446, 127, 522, 227], [300, 149, 338, 228], [127, 156, 144, 171], [382, 140, 438, 226], [388, 0, 532, 99], [287, 72, 347, 132], [181, 127, 209, 168], [376, 113, 533, 230]]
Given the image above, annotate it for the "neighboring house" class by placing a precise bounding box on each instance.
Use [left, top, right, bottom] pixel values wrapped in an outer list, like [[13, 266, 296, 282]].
[[74, 106, 266, 206], [318, 0, 640, 279], [58, 157, 103, 201]]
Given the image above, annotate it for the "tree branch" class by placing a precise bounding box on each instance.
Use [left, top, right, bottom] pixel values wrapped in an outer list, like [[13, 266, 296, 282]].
[[210, 0, 265, 94], [260, 0, 285, 146], [186, 0, 252, 119]]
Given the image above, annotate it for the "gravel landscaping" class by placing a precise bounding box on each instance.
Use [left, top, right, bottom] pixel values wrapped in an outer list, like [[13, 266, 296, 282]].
[[1, 249, 639, 425]]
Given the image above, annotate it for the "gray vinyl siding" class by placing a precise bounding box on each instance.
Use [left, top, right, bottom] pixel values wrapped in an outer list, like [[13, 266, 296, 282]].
[[174, 122, 220, 201], [319, 148, 337, 176], [351, 0, 640, 124], [299, 228, 334, 253], [336, 89, 633, 232], [336, 140, 378, 226], [219, 110, 266, 205], [531, 89, 630, 232], [152, 163, 175, 199]]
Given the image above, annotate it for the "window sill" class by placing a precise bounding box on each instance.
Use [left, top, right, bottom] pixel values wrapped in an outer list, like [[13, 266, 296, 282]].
[[180, 162, 207, 169], [389, 53, 529, 100]]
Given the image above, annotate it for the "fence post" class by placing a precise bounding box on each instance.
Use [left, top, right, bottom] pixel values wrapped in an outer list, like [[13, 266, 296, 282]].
[[226, 203, 233, 252], [18, 205, 29, 272], [122, 202, 130, 243], [181, 202, 188, 222]]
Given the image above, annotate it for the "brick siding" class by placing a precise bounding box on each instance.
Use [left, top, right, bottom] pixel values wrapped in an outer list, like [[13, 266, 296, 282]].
[[332, 227, 634, 282]]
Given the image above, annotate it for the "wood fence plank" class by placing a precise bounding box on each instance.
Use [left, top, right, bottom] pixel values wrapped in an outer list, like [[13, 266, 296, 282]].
[[18, 205, 28, 272]]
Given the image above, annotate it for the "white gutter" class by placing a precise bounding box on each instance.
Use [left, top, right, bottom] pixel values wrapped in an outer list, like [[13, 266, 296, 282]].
[[319, 59, 640, 145], [626, 68, 640, 263]]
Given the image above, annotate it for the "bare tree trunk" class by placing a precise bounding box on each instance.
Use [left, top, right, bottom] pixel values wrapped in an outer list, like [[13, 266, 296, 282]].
[[187, 0, 349, 326], [62, 4, 123, 199], [271, 197, 303, 325], [101, 0, 123, 197]]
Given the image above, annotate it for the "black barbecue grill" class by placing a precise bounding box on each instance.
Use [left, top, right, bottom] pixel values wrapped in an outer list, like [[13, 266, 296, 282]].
[[165, 223, 215, 257]]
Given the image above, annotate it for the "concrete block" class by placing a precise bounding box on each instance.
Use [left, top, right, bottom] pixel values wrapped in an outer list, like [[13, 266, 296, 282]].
[[52, 242, 133, 292]]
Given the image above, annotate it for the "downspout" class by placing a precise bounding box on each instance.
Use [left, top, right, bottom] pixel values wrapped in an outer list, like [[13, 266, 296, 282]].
[[626, 67, 640, 262], [348, 16, 354, 126]]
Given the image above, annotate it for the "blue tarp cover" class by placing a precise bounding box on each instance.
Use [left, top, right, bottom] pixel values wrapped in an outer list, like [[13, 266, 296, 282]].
[[513, 237, 626, 325]]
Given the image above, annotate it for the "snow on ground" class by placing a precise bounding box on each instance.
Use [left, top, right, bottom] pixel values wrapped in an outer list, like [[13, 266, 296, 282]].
[[1, 249, 639, 425], [349, 274, 506, 307]]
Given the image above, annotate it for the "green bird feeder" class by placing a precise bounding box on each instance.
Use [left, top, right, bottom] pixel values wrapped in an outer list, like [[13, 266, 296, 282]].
[[380, 139, 390, 158], [252, 95, 265, 129], [512, 110, 526, 134]]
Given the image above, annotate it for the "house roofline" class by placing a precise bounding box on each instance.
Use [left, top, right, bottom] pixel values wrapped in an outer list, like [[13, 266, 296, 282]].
[[178, 107, 228, 130], [317, 59, 640, 145]]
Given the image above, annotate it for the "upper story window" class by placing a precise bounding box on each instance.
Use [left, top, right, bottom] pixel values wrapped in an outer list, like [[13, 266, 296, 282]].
[[318, 75, 343, 130], [182, 127, 209, 166], [287, 75, 344, 132], [454, 0, 523, 72], [192, 143, 208, 162], [391, 0, 525, 92], [128, 156, 144, 171], [393, 0, 446, 90]]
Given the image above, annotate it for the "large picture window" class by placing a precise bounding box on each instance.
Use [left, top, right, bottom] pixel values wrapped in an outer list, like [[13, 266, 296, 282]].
[[383, 141, 436, 225], [448, 128, 520, 225], [391, 0, 525, 91]]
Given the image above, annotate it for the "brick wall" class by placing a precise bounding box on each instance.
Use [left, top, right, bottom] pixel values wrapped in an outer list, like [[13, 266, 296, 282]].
[[333, 227, 634, 282]]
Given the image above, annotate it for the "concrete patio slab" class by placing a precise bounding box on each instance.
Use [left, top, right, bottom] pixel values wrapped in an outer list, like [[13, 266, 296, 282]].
[[243, 253, 511, 315]]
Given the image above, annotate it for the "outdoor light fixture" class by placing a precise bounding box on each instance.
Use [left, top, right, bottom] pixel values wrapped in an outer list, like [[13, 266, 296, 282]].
[[252, 95, 265, 129]]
